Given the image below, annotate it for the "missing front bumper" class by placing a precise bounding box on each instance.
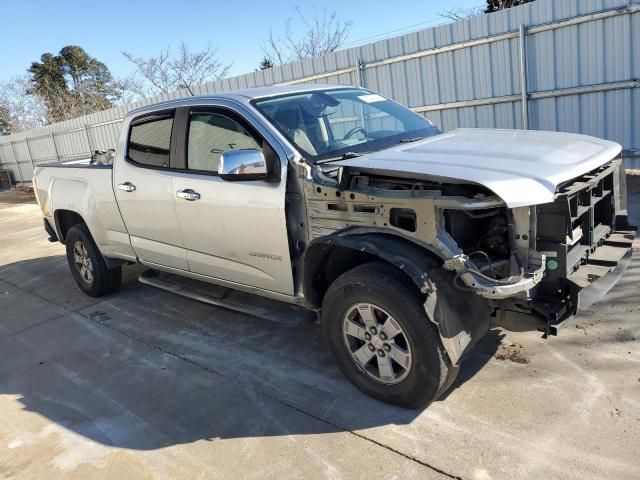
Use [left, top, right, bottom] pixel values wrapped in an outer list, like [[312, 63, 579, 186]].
[[444, 250, 546, 300], [533, 229, 635, 336]]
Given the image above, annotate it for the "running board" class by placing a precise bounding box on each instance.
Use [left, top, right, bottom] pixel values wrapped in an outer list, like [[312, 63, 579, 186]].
[[139, 269, 317, 326]]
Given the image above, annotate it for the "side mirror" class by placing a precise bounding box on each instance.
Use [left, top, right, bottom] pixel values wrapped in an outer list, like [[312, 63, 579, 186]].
[[218, 149, 279, 181]]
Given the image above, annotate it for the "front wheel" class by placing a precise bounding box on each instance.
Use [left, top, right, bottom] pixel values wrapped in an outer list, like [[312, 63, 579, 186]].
[[65, 224, 122, 297], [321, 262, 455, 409]]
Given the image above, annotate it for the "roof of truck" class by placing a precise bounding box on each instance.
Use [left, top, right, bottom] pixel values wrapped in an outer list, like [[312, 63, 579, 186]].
[[128, 84, 355, 116], [223, 83, 353, 99]]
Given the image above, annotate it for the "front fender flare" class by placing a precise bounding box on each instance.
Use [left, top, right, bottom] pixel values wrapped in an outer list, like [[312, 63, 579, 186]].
[[303, 232, 490, 365], [303, 232, 441, 306]]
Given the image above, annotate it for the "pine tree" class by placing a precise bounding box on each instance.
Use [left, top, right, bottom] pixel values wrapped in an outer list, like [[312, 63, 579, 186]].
[[485, 0, 536, 14], [258, 57, 275, 70], [29, 46, 119, 122]]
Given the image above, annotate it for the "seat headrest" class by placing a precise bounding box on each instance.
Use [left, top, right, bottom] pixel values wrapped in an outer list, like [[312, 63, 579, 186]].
[[272, 106, 301, 130]]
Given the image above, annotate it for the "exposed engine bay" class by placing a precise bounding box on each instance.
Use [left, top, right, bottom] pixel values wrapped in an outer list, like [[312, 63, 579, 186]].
[[302, 165, 545, 301]]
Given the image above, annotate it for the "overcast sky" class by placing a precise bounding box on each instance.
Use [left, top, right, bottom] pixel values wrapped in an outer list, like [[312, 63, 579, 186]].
[[1, 0, 483, 83]]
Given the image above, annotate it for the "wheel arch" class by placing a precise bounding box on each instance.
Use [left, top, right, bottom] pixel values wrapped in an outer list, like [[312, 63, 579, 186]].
[[302, 231, 443, 309], [54, 209, 124, 270], [54, 209, 86, 244], [303, 231, 491, 366]]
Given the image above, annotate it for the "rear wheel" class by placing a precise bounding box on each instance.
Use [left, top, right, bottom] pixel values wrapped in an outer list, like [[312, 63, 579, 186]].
[[322, 262, 455, 409], [65, 224, 121, 297]]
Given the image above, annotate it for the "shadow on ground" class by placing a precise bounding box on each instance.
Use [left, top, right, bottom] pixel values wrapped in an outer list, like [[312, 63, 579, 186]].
[[0, 254, 501, 451]]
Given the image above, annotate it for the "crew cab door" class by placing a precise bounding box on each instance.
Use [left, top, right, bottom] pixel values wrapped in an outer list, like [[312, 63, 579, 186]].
[[113, 110, 188, 270], [170, 106, 294, 295]]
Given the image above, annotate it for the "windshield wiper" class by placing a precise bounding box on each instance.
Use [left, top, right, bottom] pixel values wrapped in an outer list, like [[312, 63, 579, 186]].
[[317, 151, 366, 164], [397, 136, 428, 144]]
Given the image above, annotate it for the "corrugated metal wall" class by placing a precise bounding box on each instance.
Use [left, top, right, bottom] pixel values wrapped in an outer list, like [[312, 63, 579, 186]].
[[1, 0, 639, 183]]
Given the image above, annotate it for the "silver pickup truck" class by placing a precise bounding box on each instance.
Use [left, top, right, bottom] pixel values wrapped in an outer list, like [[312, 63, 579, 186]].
[[34, 85, 635, 408]]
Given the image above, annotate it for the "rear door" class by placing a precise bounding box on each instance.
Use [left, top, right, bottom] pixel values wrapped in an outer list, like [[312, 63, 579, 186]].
[[171, 106, 294, 295], [113, 110, 188, 270]]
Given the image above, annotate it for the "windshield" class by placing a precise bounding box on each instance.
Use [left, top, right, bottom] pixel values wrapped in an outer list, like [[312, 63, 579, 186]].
[[252, 88, 440, 163]]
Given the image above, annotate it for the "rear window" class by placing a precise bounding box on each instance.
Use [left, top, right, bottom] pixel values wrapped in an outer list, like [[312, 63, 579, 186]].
[[127, 113, 174, 168]]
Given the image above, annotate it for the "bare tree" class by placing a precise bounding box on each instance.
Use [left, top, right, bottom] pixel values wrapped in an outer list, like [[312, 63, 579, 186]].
[[263, 6, 352, 65], [111, 75, 147, 105], [0, 75, 47, 133], [438, 6, 485, 22], [122, 43, 232, 98]]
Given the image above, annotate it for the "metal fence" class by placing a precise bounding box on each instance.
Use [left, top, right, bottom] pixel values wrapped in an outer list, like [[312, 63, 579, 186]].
[[1, 0, 639, 184]]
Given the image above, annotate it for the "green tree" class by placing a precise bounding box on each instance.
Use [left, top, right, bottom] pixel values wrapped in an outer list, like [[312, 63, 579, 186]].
[[28, 53, 66, 101], [258, 57, 275, 70], [485, 0, 536, 13], [29, 46, 119, 123]]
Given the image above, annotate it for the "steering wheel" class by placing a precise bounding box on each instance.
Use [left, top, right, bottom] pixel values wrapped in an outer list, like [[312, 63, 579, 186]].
[[343, 126, 367, 140]]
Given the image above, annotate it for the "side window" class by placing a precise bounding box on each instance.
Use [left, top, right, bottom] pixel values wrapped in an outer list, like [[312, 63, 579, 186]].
[[128, 114, 174, 168], [187, 112, 261, 173]]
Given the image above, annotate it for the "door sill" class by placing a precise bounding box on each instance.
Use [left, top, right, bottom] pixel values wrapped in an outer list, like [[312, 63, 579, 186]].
[[139, 269, 317, 326]]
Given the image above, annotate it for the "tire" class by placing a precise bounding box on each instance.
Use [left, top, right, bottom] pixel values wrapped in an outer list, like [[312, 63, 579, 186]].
[[321, 262, 455, 409], [65, 224, 122, 297]]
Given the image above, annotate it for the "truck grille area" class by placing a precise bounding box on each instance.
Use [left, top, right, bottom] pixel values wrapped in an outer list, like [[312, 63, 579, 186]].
[[532, 158, 635, 332]]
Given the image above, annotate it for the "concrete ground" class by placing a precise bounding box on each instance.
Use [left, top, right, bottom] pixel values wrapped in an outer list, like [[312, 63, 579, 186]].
[[0, 181, 639, 480]]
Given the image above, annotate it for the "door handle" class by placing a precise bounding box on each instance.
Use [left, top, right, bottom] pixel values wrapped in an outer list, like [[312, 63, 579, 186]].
[[118, 182, 136, 192], [176, 189, 201, 201]]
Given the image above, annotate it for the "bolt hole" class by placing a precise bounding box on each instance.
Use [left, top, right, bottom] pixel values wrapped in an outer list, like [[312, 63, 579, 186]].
[[316, 187, 322, 193], [336, 191, 341, 197], [350, 193, 355, 200]]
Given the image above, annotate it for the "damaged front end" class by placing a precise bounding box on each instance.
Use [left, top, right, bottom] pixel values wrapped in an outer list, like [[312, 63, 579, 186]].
[[438, 204, 546, 300], [301, 166, 547, 363], [301, 157, 634, 364], [438, 158, 636, 337]]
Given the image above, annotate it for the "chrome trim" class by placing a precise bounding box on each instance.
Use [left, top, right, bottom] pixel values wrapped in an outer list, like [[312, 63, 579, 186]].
[[218, 149, 267, 177], [117, 182, 136, 192], [176, 189, 201, 201]]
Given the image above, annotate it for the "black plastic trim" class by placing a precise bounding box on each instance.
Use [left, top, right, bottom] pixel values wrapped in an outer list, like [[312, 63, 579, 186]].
[[43, 218, 58, 242], [36, 162, 112, 169]]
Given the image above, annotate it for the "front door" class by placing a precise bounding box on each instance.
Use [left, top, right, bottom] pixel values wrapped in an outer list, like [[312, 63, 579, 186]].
[[171, 108, 293, 295], [113, 111, 188, 270]]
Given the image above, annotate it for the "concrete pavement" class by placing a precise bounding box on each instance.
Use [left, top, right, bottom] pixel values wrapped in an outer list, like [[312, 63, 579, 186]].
[[0, 181, 639, 480]]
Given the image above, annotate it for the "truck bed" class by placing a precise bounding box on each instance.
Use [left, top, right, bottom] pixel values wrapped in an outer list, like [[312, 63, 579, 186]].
[[38, 158, 112, 169], [33, 158, 134, 262]]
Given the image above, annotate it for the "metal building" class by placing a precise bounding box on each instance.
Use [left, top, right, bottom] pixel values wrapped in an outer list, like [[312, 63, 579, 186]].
[[1, 0, 639, 183]]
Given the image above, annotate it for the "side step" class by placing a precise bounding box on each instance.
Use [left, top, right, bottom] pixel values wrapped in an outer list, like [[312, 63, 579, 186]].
[[139, 270, 317, 326]]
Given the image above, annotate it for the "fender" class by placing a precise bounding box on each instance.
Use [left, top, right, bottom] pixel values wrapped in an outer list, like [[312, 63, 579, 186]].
[[303, 231, 490, 365], [54, 209, 126, 270]]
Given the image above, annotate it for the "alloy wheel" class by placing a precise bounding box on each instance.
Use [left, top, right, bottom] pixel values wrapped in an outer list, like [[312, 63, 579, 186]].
[[342, 303, 413, 384]]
